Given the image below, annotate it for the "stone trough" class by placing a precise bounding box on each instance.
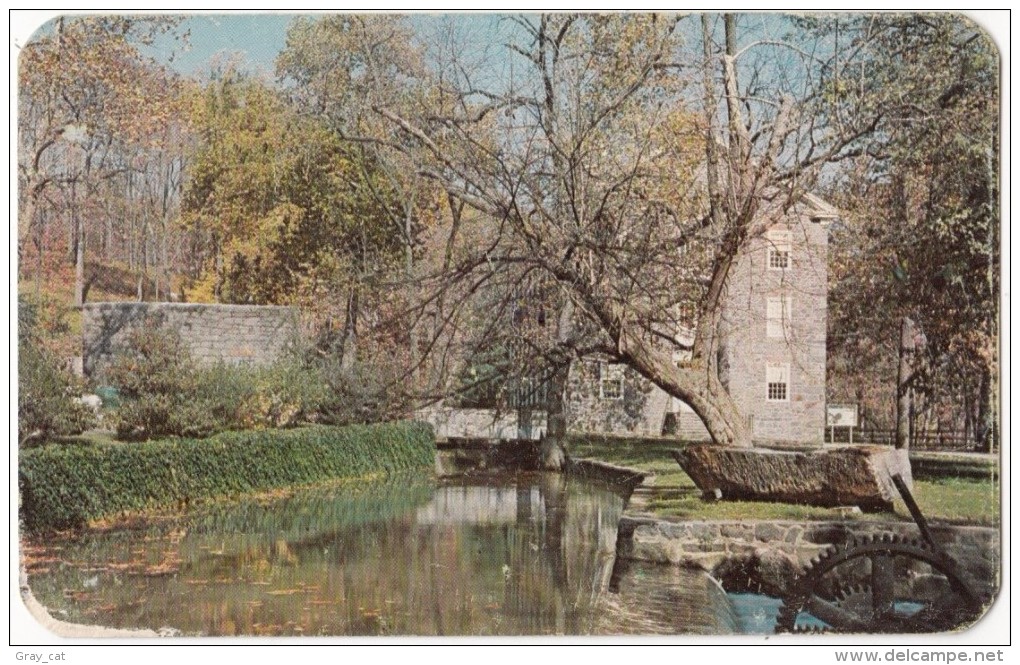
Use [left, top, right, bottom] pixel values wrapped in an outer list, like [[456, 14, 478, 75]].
[[672, 444, 913, 512]]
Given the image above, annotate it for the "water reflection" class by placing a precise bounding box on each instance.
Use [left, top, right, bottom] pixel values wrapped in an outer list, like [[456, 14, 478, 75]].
[[24, 472, 626, 636]]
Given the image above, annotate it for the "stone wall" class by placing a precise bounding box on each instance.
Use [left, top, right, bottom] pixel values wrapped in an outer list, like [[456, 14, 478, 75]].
[[82, 302, 299, 377], [721, 208, 830, 445], [566, 359, 670, 436], [416, 406, 547, 441], [618, 517, 1000, 600]]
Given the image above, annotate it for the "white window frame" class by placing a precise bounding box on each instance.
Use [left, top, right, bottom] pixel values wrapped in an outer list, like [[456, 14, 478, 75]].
[[599, 362, 625, 400], [767, 228, 792, 271], [766, 363, 790, 402], [767, 295, 793, 339]]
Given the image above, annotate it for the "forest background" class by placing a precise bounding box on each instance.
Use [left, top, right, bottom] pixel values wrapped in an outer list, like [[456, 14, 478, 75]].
[[11, 10, 1006, 452]]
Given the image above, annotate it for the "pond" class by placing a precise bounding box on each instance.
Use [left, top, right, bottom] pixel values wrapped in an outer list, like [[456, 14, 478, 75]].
[[22, 471, 751, 637]]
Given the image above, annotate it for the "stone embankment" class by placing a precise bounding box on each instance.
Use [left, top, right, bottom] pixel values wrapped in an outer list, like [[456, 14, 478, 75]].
[[575, 456, 999, 604], [616, 516, 999, 599]]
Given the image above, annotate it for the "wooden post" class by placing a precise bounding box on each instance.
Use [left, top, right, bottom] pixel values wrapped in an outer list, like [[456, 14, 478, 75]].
[[896, 317, 916, 450]]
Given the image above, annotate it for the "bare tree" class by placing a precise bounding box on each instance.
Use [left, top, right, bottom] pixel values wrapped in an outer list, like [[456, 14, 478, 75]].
[[281, 13, 911, 452], [18, 16, 184, 306]]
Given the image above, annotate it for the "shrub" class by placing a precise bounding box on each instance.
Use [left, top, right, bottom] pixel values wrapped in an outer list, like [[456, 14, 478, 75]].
[[19, 421, 436, 531], [192, 360, 329, 431], [104, 324, 209, 439], [18, 297, 96, 444], [18, 343, 96, 444], [104, 321, 334, 439], [313, 356, 412, 426]]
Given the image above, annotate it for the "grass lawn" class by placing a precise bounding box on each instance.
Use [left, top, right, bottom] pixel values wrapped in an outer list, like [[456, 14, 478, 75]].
[[566, 435, 999, 526]]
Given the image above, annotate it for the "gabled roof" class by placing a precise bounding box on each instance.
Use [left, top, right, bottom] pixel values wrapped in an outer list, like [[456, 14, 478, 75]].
[[799, 192, 840, 221]]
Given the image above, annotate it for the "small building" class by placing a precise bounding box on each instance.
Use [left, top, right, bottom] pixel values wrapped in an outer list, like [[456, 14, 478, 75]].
[[566, 193, 837, 446]]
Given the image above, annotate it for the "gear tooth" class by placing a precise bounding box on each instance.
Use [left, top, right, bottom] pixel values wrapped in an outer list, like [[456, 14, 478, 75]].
[[777, 532, 980, 634], [775, 601, 804, 634]]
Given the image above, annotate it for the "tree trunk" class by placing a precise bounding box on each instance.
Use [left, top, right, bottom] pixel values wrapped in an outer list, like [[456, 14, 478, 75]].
[[540, 364, 569, 469], [339, 290, 359, 371], [213, 235, 223, 302], [404, 202, 417, 383], [896, 317, 916, 450], [540, 299, 575, 469], [33, 206, 46, 296], [619, 327, 752, 448], [72, 181, 86, 307], [137, 219, 147, 302], [976, 364, 993, 453]]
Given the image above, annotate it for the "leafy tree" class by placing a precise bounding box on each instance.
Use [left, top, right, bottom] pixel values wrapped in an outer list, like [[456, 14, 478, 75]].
[[824, 13, 999, 449], [277, 15, 446, 386], [182, 71, 405, 308]]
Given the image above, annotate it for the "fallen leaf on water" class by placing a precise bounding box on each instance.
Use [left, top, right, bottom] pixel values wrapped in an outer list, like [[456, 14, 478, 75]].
[[142, 563, 178, 576], [24, 556, 62, 567]]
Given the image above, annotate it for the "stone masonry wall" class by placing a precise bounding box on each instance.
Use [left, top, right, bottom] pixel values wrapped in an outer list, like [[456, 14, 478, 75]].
[[82, 302, 299, 377], [722, 210, 829, 445], [618, 517, 1000, 600], [566, 359, 670, 436]]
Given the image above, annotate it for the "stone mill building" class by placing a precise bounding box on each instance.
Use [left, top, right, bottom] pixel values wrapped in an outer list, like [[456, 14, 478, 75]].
[[566, 193, 838, 446]]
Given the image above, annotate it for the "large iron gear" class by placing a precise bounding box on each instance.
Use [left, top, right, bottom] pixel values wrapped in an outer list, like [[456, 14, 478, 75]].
[[776, 535, 983, 634]]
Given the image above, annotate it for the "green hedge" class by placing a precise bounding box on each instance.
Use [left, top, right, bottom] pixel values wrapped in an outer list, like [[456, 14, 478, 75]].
[[19, 421, 435, 532]]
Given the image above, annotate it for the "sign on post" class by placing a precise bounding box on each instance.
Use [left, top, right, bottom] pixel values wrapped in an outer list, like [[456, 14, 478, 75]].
[[826, 404, 859, 444]]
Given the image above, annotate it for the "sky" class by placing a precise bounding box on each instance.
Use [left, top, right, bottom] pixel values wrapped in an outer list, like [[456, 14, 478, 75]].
[[147, 14, 298, 78], [12, 10, 1012, 81], [12, 12, 516, 81]]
